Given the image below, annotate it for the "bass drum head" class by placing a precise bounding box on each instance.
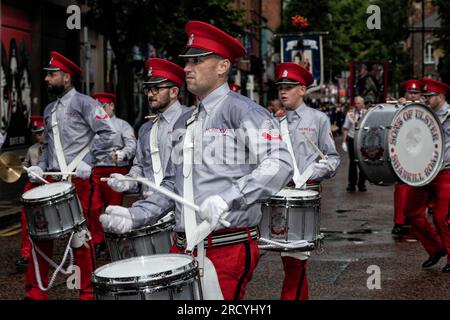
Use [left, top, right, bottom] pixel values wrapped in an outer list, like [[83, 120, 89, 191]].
[[388, 103, 444, 186], [22, 182, 73, 201]]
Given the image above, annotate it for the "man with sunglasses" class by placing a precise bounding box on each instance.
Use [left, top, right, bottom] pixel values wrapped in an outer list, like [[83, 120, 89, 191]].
[[89, 92, 136, 257], [275, 62, 340, 299], [107, 58, 188, 198], [401, 78, 450, 273], [101, 21, 293, 300]]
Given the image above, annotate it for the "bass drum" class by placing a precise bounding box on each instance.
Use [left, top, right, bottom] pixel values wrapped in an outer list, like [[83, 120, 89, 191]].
[[355, 102, 444, 187]]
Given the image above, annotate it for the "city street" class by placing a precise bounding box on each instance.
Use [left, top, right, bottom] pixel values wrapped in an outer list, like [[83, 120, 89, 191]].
[[0, 137, 448, 300]]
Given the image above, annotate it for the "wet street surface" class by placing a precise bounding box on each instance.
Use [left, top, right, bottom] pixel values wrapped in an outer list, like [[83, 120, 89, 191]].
[[0, 139, 449, 300]]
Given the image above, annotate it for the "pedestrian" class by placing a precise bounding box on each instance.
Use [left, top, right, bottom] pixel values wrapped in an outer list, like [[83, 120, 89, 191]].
[[402, 78, 450, 273], [100, 20, 294, 300], [89, 92, 137, 257], [25, 51, 116, 299], [275, 62, 340, 299], [342, 96, 367, 192], [267, 98, 285, 118], [15, 115, 46, 270]]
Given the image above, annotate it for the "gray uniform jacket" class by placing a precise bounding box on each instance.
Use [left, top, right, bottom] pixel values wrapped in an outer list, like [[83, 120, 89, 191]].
[[37, 88, 116, 171], [436, 102, 450, 166], [127, 101, 190, 193], [128, 83, 294, 232], [23, 142, 43, 167], [94, 115, 137, 167], [285, 104, 340, 179]]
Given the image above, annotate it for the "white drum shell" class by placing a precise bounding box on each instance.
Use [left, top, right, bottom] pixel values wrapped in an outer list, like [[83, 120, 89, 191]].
[[105, 213, 175, 261], [92, 254, 202, 300], [259, 189, 321, 251], [21, 182, 85, 240]]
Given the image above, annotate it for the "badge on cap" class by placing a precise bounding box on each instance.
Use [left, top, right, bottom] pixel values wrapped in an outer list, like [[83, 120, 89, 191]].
[[411, 83, 417, 89], [282, 70, 288, 78], [49, 57, 53, 65], [147, 67, 152, 78], [188, 33, 195, 46], [423, 85, 427, 91]]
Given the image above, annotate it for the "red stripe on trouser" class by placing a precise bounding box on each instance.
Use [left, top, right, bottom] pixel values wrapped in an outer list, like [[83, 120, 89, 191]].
[[169, 238, 260, 300], [90, 167, 128, 245], [403, 170, 450, 262], [280, 256, 308, 300], [25, 177, 96, 300]]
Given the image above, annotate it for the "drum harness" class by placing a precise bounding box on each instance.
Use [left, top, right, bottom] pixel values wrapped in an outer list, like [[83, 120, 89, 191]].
[[28, 99, 94, 292], [257, 117, 324, 251]]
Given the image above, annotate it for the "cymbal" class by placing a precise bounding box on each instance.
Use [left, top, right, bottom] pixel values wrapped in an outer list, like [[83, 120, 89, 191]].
[[0, 151, 23, 183]]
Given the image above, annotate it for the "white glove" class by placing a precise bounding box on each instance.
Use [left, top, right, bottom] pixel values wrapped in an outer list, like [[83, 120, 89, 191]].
[[310, 159, 334, 181], [75, 161, 92, 179], [107, 173, 137, 192], [342, 142, 348, 153], [27, 166, 44, 183], [100, 205, 133, 234], [198, 195, 229, 230]]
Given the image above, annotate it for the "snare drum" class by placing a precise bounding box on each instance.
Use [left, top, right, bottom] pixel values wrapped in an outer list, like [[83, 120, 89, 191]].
[[105, 212, 175, 261], [21, 182, 85, 240], [259, 188, 321, 251], [355, 103, 444, 186], [92, 254, 202, 300]]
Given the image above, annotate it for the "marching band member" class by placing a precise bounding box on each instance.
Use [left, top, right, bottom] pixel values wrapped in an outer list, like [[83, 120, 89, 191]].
[[100, 20, 294, 300], [25, 51, 116, 299], [90, 92, 136, 257], [342, 96, 367, 192], [275, 62, 340, 299], [16, 116, 46, 270], [392, 80, 424, 236], [402, 78, 450, 273], [107, 58, 189, 196]]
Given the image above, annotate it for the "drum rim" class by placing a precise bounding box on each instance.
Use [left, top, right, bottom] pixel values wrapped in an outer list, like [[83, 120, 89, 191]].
[[269, 187, 320, 201], [92, 254, 198, 287], [21, 182, 76, 204], [104, 218, 175, 239]]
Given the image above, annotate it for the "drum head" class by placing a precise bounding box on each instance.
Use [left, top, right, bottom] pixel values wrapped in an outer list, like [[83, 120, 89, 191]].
[[275, 188, 319, 199], [22, 182, 73, 200], [94, 254, 194, 281], [388, 103, 444, 186]]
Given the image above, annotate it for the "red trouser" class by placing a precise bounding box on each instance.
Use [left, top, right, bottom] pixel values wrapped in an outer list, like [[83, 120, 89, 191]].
[[394, 184, 414, 225], [90, 167, 128, 245], [403, 170, 450, 262], [170, 230, 260, 300], [20, 182, 40, 258], [279, 180, 319, 300], [25, 177, 96, 300]]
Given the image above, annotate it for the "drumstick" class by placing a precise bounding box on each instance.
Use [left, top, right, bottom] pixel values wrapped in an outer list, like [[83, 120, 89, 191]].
[[43, 172, 77, 176], [22, 166, 50, 184], [101, 176, 231, 227], [301, 133, 327, 160]]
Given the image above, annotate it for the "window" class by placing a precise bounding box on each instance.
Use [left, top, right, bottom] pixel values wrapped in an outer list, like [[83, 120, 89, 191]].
[[424, 41, 436, 65]]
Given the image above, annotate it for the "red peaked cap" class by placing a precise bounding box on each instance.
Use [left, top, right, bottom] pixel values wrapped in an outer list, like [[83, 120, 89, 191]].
[[93, 92, 115, 104], [144, 58, 185, 87], [181, 20, 246, 62], [420, 78, 450, 96], [30, 115, 44, 132], [401, 80, 423, 93], [275, 62, 314, 87], [229, 83, 241, 92], [43, 51, 81, 77]]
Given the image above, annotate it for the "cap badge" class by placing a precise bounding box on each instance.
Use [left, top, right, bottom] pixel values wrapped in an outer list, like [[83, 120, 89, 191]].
[[423, 85, 427, 91], [282, 70, 288, 78], [411, 83, 416, 89], [49, 57, 53, 65], [147, 67, 152, 77], [188, 33, 195, 46]]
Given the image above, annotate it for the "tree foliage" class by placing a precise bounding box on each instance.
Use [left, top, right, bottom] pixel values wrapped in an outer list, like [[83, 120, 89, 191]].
[[434, 0, 450, 83]]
